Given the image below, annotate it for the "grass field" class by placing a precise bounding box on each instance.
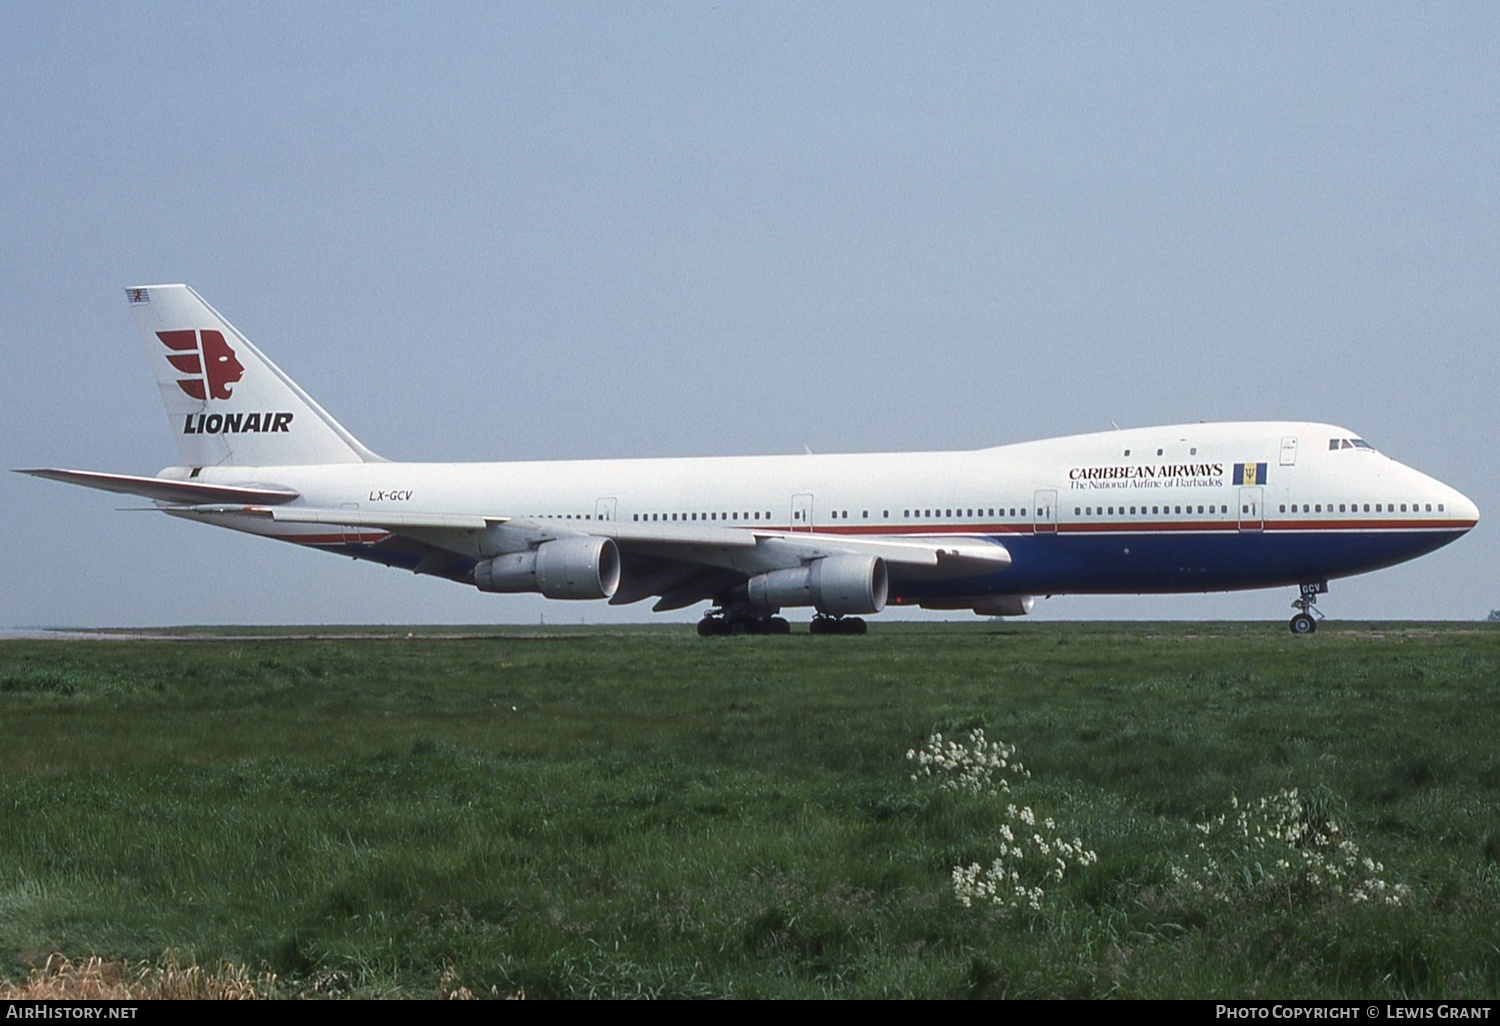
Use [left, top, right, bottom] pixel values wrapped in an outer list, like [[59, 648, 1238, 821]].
[[2, 622, 1498, 998]]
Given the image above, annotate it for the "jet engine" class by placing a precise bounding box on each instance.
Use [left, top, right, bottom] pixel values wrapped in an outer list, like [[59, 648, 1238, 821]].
[[474, 536, 621, 600], [746, 554, 888, 615]]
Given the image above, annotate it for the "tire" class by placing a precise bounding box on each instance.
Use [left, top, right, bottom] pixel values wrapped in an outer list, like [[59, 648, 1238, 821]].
[[1290, 613, 1317, 635]]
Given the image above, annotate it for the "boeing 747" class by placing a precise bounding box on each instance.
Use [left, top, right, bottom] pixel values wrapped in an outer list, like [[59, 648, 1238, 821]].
[[20, 285, 1479, 634]]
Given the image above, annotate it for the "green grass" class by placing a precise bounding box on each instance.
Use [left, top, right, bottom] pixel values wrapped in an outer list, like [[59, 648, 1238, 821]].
[[2, 622, 1498, 997]]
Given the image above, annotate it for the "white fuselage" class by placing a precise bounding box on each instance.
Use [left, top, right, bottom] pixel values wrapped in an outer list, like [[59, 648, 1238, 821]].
[[163, 420, 1477, 605]]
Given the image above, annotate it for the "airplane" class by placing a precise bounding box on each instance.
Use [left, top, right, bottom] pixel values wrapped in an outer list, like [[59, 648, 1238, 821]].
[[19, 284, 1479, 636]]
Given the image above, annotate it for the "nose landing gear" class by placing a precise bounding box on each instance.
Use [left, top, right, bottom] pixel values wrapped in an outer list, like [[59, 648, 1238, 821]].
[[1290, 581, 1327, 634]]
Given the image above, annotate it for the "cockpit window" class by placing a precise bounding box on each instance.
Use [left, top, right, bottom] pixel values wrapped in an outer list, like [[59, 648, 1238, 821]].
[[1329, 438, 1376, 451]]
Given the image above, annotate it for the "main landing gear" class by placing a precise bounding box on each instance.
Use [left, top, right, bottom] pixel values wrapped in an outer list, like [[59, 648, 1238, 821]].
[[1289, 581, 1327, 635], [695, 607, 865, 636], [809, 615, 867, 635], [697, 612, 791, 636]]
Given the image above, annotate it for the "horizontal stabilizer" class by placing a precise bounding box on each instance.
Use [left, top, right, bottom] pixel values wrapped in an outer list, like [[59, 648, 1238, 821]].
[[15, 468, 299, 505]]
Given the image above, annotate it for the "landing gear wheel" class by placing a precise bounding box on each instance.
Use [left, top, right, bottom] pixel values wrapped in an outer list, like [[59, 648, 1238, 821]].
[[697, 616, 727, 637], [1288, 582, 1327, 636], [810, 615, 867, 635], [768, 617, 791, 635]]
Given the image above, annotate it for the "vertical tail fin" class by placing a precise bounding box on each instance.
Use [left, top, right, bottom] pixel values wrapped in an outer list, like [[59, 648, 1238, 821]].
[[126, 284, 384, 466]]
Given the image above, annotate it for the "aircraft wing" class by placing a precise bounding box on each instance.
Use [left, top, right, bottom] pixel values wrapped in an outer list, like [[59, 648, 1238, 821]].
[[245, 506, 1009, 570], [206, 505, 1013, 606]]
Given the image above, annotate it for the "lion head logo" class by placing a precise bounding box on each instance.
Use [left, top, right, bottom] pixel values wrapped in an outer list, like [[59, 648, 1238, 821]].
[[157, 329, 245, 400]]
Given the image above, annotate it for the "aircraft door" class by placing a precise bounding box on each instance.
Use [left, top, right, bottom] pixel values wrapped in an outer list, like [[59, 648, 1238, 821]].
[[791, 493, 814, 532], [1238, 487, 1265, 532], [1033, 489, 1057, 533], [1280, 437, 1298, 466], [595, 497, 618, 523]]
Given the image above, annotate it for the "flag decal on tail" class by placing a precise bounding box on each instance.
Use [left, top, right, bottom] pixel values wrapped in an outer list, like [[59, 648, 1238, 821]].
[[126, 288, 150, 304]]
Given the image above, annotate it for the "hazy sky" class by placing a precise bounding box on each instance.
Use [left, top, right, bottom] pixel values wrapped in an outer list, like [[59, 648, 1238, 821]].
[[3, 2, 1496, 626]]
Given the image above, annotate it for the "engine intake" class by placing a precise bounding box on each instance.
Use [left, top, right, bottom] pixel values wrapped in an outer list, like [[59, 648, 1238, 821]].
[[474, 536, 621, 600], [747, 554, 887, 615]]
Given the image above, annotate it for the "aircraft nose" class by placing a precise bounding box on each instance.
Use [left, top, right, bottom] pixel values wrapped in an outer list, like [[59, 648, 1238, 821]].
[[1447, 486, 1480, 528]]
